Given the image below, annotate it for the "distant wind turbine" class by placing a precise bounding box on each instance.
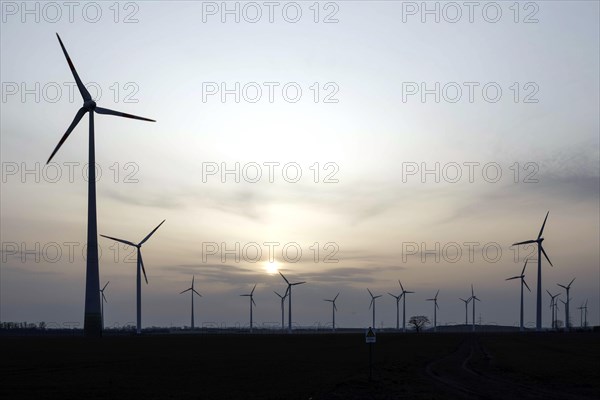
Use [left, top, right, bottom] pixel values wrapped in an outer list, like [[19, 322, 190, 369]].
[[240, 284, 257, 333], [557, 278, 575, 330], [388, 291, 403, 330], [512, 211, 553, 332], [367, 288, 382, 328], [273, 288, 289, 331], [180, 276, 201, 330], [546, 290, 559, 329], [578, 299, 588, 328], [470, 285, 481, 332], [47, 34, 156, 337], [324, 293, 340, 331], [426, 290, 440, 332], [399, 281, 414, 332], [459, 297, 471, 326], [100, 219, 165, 334], [506, 259, 532, 332], [279, 272, 305, 333], [99, 281, 109, 330]]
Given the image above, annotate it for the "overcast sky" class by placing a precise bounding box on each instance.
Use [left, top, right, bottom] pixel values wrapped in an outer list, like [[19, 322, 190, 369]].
[[1, 1, 599, 329]]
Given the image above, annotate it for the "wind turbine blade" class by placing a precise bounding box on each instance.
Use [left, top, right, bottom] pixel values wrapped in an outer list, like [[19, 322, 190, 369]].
[[374, 295, 382, 299], [100, 234, 136, 247], [293, 281, 306, 286], [47, 107, 87, 164], [557, 284, 567, 289], [193, 289, 202, 297], [568, 278, 575, 287], [95, 106, 156, 122], [546, 289, 553, 297], [537, 211, 549, 239], [512, 240, 536, 246], [523, 280, 531, 292], [540, 246, 553, 267], [367, 288, 374, 298], [56, 34, 91, 101], [279, 272, 290, 285], [405, 291, 415, 294], [521, 259, 528, 275], [273, 291, 282, 298], [180, 288, 192, 294], [399, 280, 404, 291], [102, 281, 110, 291], [435, 290, 440, 299], [334, 304, 337, 311], [471, 284, 474, 297], [506, 276, 520, 281], [388, 293, 397, 299], [436, 303, 440, 310], [334, 293, 340, 301], [459, 298, 466, 302], [102, 293, 107, 303], [192, 275, 195, 287], [251, 284, 256, 295], [139, 219, 166, 245], [139, 251, 148, 284], [252, 298, 256, 306]]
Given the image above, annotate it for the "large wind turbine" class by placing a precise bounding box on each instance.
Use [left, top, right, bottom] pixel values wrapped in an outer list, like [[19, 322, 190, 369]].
[[47, 34, 155, 337], [388, 291, 403, 330], [512, 211, 553, 331], [506, 259, 532, 332], [459, 297, 471, 326], [470, 285, 481, 332], [324, 293, 340, 331], [241, 284, 257, 333], [367, 289, 382, 328], [100, 219, 165, 334], [546, 290, 559, 329], [180, 276, 201, 330], [273, 288, 288, 331], [580, 300, 588, 328], [279, 272, 305, 333], [426, 290, 440, 332], [557, 278, 575, 330], [399, 281, 414, 332], [99, 281, 109, 330]]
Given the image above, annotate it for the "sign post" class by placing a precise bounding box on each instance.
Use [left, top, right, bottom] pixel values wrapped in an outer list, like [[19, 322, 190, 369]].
[[365, 327, 376, 381]]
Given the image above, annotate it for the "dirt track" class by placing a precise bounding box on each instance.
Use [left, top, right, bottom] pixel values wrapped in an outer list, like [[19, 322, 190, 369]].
[[425, 336, 598, 400]]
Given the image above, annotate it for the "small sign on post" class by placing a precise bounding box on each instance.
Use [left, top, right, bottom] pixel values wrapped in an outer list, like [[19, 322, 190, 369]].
[[366, 327, 376, 381], [365, 327, 376, 343]]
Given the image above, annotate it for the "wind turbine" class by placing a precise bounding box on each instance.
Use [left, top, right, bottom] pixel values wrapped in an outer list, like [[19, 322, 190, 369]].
[[470, 285, 481, 332], [459, 297, 471, 326], [577, 302, 585, 328], [512, 211, 553, 331], [506, 259, 532, 332], [557, 278, 575, 330], [179, 276, 201, 330], [273, 288, 288, 331], [582, 300, 588, 328], [240, 284, 257, 333], [279, 272, 305, 333], [99, 281, 109, 330], [324, 293, 340, 331], [546, 290, 559, 329], [399, 281, 414, 332], [47, 34, 155, 337], [100, 219, 165, 334], [388, 291, 403, 330], [367, 289, 382, 328], [426, 290, 440, 332]]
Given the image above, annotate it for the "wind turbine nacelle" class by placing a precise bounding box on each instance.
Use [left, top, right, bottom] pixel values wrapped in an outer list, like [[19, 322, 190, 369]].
[[84, 99, 96, 110]]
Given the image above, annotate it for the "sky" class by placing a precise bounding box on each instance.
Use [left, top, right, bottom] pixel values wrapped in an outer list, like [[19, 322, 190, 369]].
[[1, 1, 599, 330]]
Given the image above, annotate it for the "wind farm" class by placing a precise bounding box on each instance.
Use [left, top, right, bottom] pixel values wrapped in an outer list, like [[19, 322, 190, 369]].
[[2, 3, 599, 399]]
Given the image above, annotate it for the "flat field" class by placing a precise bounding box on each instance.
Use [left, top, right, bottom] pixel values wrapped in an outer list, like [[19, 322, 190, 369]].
[[1, 332, 598, 399]]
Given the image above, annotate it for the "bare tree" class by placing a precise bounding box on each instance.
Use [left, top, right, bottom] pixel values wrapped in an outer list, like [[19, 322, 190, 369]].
[[409, 315, 430, 333]]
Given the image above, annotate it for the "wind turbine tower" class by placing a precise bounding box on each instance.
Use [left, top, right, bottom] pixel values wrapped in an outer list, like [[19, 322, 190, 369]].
[[426, 290, 440, 332], [324, 293, 340, 331], [180, 276, 201, 330], [100, 220, 165, 334], [506, 259, 532, 332], [512, 212, 554, 331], [47, 34, 156, 336]]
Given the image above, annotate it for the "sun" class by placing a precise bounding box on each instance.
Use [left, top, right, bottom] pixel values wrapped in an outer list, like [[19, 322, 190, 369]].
[[265, 261, 279, 275]]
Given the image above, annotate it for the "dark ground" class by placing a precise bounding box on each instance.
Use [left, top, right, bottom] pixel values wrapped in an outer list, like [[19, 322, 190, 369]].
[[1, 332, 599, 399]]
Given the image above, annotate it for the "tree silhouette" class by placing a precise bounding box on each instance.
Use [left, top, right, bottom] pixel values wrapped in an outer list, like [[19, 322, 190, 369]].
[[409, 315, 430, 332]]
